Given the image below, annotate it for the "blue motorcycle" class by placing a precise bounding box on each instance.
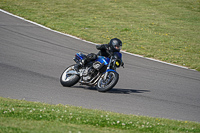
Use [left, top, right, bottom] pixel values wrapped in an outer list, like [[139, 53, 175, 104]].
[[60, 52, 123, 92]]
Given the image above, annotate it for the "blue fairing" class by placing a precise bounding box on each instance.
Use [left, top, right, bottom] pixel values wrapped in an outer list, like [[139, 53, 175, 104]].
[[95, 52, 122, 64], [95, 56, 110, 65]]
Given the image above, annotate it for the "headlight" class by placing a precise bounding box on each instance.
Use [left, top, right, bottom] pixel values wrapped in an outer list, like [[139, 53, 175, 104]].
[[115, 60, 121, 68]]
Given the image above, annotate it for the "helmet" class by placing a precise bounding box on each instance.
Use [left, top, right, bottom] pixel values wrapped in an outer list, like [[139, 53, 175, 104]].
[[109, 38, 122, 52]]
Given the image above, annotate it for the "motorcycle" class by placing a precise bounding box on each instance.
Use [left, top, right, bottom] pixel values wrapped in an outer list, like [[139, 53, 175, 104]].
[[60, 52, 123, 92]]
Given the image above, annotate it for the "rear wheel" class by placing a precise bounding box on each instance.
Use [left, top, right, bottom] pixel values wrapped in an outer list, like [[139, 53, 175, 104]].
[[96, 71, 119, 92], [60, 65, 80, 87]]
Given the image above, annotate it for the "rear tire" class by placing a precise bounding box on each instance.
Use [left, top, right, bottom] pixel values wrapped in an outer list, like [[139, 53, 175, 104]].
[[96, 71, 119, 92], [60, 65, 80, 87]]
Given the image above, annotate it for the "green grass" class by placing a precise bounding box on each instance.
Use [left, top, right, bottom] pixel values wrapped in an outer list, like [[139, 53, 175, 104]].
[[0, 0, 200, 71], [0, 97, 200, 133]]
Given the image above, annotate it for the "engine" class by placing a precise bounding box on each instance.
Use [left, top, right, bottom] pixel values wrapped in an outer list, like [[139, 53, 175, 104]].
[[80, 61, 106, 82], [82, 66, 98, 82]]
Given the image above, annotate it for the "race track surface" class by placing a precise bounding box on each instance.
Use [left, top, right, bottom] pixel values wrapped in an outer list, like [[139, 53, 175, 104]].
[[0, 10, 200, 122]]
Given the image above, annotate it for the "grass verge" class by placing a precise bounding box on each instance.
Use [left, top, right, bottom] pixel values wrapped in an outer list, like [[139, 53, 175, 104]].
[[0, 97, 200, 133], [0, 0, 199, 71]]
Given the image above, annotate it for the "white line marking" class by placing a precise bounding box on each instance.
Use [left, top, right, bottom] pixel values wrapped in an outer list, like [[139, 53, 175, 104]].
[[0, 9, 194, 71]]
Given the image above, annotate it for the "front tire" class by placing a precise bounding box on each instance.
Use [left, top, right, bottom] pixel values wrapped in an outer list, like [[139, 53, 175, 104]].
[[96, 71, 119, 92], [60, 65, 80, 87]]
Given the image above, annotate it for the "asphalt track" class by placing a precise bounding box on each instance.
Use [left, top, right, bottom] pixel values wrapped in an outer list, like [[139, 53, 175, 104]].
[[0, 10, 200, 122]]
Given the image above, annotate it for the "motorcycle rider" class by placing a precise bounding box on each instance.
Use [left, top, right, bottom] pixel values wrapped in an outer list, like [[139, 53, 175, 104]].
[[74, 38, 124, 71], [96, 38, 122, 57]]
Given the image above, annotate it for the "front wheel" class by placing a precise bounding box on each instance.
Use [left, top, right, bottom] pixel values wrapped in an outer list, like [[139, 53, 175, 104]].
[[96, 71, 119, 92], [60, 65, 80, 87]]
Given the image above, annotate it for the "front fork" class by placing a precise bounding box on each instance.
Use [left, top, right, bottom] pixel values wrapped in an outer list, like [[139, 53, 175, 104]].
[[103, 56, 112, 80], [103, 57, 116, 80]]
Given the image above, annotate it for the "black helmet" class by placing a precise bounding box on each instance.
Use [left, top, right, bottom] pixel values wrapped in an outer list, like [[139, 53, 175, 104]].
[[109, 38, 122, 52]]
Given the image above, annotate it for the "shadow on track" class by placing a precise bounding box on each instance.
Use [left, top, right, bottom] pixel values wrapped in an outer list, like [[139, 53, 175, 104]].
[[72, 86, 150, 94], [108, 88, 150, 94]]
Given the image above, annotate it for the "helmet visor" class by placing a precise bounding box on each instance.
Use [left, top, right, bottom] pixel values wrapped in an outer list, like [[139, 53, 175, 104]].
[[113, 43, 122, 51], [115, 45, 122, 50]]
